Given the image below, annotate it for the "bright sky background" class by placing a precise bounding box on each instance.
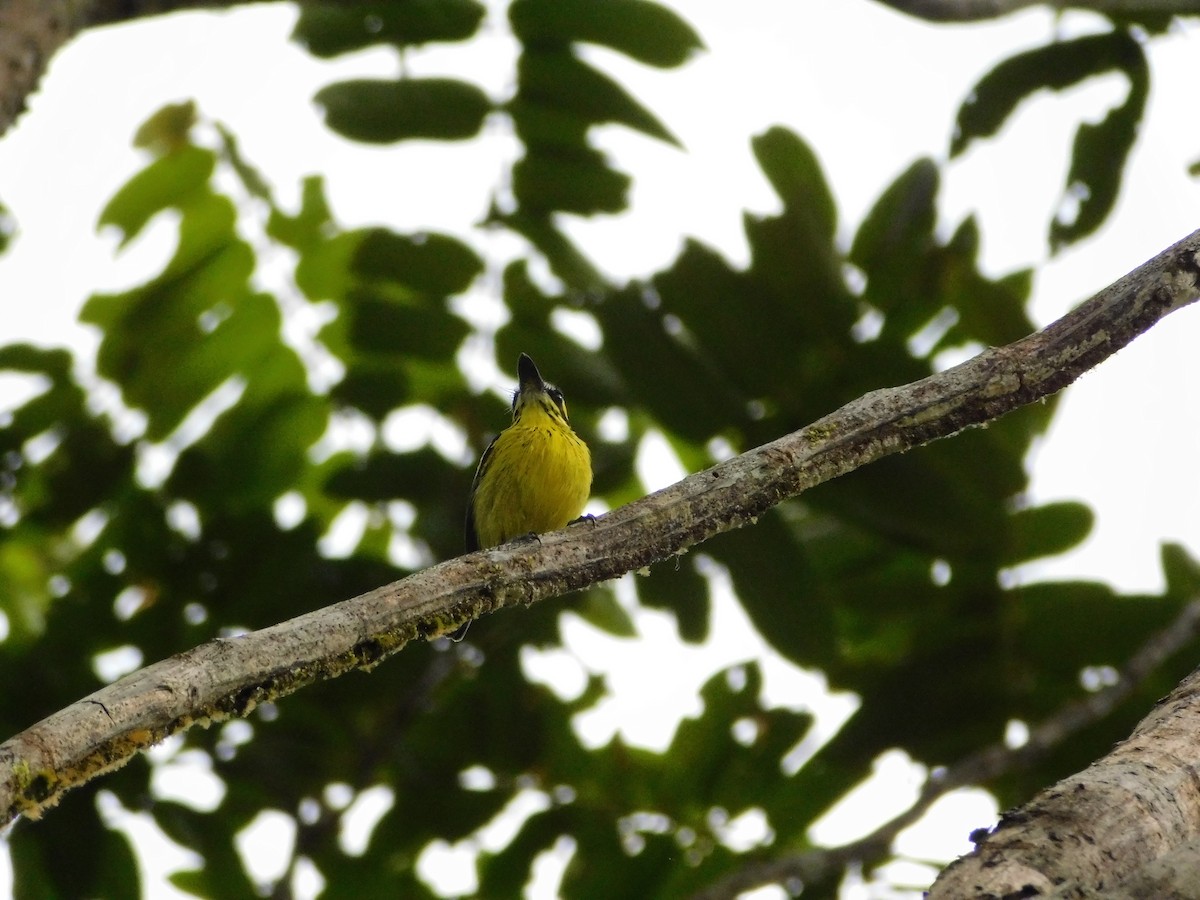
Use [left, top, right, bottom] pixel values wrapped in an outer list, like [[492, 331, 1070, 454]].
[[1, 2, 1199, 898]]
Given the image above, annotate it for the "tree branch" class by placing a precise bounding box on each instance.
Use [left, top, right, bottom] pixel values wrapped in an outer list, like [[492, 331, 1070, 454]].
[[871, 0, 1200, 21], [691, 596, 1200, 899], [1048, 836, 1200, 898], [0, 0, 270, 137], [1, 226, 1198, 829], [929, 598, 1200, 896]]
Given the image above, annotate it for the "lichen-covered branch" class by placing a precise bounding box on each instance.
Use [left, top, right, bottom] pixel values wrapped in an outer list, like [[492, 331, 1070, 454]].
[[2, 226, 1199, 829], [872, 0, 1200, 21]]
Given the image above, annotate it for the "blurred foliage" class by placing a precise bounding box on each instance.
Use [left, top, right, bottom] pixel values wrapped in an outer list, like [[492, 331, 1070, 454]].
[[1, 2, 1197, 899], [951, 30, 1148, 252], [0, 200, 14, 254]]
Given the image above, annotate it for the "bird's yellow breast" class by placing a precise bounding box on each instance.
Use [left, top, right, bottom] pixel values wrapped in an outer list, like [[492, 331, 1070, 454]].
[[471, 403, 591, 550]]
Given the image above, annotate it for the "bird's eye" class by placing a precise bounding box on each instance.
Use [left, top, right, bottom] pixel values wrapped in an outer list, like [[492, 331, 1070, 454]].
[[548, 388, 567, 418]]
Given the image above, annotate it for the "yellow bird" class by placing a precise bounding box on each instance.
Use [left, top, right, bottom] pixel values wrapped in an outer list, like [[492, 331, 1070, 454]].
[[454, 353, 592, 639], [467, 352, 592, 551]]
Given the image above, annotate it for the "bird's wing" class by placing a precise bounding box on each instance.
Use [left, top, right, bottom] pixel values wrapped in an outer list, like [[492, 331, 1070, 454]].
[[464, 433, 500, 552]]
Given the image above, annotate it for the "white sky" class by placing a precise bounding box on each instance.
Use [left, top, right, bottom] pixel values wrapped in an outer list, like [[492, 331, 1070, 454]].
[[1, 2, 1199, 898]]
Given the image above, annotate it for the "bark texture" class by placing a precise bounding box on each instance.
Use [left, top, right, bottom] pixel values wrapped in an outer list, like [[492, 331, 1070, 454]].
[[930, 661, 1200, 897], [0, 0, 76, 133], [2, 226, 1198, 829]]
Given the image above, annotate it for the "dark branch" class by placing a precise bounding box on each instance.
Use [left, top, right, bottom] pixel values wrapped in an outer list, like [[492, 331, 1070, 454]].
[[872, 0, 1200, 21]]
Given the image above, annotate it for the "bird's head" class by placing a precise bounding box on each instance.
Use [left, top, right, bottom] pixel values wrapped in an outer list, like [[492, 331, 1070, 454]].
[[512, 353, 569, 423]]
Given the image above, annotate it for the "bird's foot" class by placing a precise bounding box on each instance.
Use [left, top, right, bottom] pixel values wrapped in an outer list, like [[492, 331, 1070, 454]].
[[505, 531, 542, 546]]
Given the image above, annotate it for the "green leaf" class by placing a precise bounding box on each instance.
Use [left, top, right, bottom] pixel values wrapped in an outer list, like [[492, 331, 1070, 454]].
[[353, 228, 484, 296], [82, 195, 260, 441], [638, 554, 710, 642], [952, 31, 1143, 156], [323, 447, 460, 507], [0, 346, 134, 546], [952, 31, 1147, 250], [294, 230, 362, 302], [0, 343, 73, 378], [316, 78, 491, 143], [344, 292, 470, 358], [330, 361, 410, 419], [499, 214, 608, 290], [157, 192, 247, 283], [477, 807, 565, 896], [1161, 543, 1200, 600], [508, 97, 589, 149], [267, 175, 336, 251], [823, 428, 1023, 560], [0, 535, 56, 641], [516, 49, 679, 146], [1014, 581, 1171, 681], [154, 801, 259, 898], [97, 145, 215, 245], [1051, 38, 1147, 250], [1002, 501, 1094, 566], [509, 0, 703, 68], [295, 0, 486, 56], [593, 283, 738, 443], [0, 199, 14, 253], [132, 100, 197, 156], [849, 158, 938, 312], [512, 148, 631, 215], [10, 795, 141, 900], [935, 217, 1035, 350], [752, 127, 836, 242], [215, 121, 273, 202], [170, 388, 326, 511], [651, 239, 792, 413], [572, 587, 636, 637], [707, 512, 837, 668]]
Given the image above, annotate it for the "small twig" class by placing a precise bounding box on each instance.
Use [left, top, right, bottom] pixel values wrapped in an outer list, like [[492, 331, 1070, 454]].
[[690, 596, 1200, 899]]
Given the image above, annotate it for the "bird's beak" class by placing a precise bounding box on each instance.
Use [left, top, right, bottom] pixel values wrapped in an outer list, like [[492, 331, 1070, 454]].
[[517, 353, 546, 394]]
